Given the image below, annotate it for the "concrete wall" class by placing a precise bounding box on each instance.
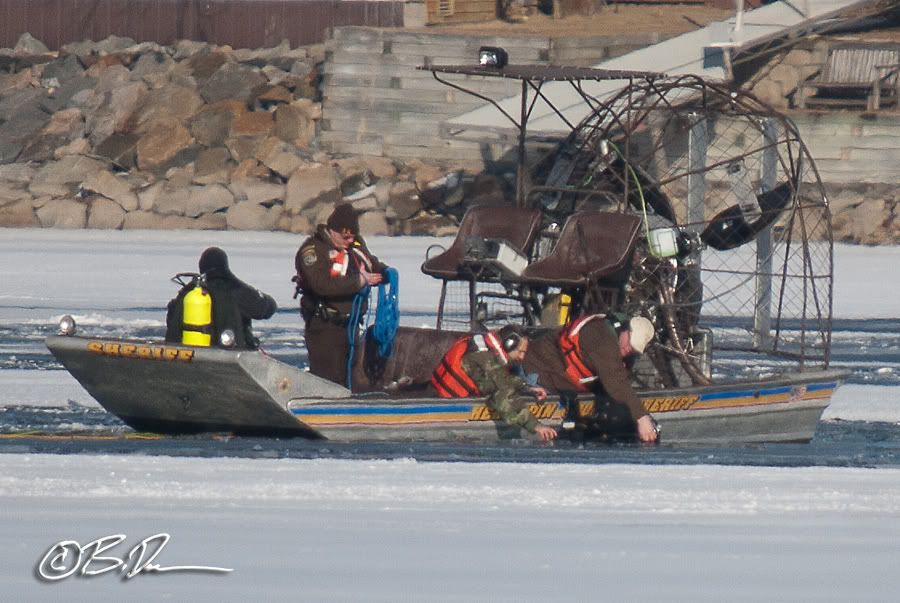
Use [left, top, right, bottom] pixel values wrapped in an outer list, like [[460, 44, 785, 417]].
[[320, 26, 665, 168], [794, 112, 900, 184]]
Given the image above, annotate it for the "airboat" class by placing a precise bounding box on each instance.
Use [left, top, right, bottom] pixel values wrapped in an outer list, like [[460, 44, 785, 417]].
[[46, 58, 847, 445]]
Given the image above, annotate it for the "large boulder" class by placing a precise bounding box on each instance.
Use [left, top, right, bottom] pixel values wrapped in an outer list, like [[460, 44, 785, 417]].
[[274, 103, 315, 148], [0, 199, 37, 226], [186, 184, 234, 217], [387, 181, 422, 220], [14, 33, 50, 55], [94, 133, 140, 169], [225, 201, 282, 230], [36, 199, 87, 228], [0, 88, 52, 161], [0, 163, 35, 184], [190, 100, 245, 146], [40, 54, 84, 88], [130, 51, 176, 81], [285, 164, 340, 214], [87, 196, 126, 229], [0, 181, 31, 205], [32, 155, 108, 186], [359, 209, 389, 236], [231, 110, 274, 137], [133, 84, 204, 129], [153, 186, 190, 216], [193, 147, 233, 185], [199, 62, 267, 105], [229, 177, 284, 205], [81, 169, 139, 211], [136, 119, 195, 172], [84, 81, 148, 145], [256, 138, 303, 179]]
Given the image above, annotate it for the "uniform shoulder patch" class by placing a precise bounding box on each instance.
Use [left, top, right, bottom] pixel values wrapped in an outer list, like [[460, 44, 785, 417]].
[[301, 246, 317, 266]]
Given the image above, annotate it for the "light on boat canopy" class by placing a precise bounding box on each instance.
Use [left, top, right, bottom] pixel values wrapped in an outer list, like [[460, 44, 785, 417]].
[[219, 329, 236, 348], [58, 315, 76, 336], [478, 46, 508, 68]]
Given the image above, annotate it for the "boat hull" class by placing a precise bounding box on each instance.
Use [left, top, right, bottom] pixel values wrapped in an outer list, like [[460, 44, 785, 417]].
[[46, 334, 846, 445]]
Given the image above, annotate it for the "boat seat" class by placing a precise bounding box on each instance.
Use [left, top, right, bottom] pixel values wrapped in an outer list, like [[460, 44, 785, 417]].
[[351, 326, 467, 393], [420, 205, 542, 281], [516, 210, 642, 287]]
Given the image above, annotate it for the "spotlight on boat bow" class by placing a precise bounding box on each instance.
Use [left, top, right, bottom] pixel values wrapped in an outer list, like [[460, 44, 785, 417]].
[[478, 46, 508, 68], [219, 329, 236, 348], [58, 315, 77, 336]]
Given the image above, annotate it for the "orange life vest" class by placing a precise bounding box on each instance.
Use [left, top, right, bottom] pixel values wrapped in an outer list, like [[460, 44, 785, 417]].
[[559, 314, 608, 391], [431, 332, 508, 398], [329, 250, 350, 277], [329, 243, 375, 278]]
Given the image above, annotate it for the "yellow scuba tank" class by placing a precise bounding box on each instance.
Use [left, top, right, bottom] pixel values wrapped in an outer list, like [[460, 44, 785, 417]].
[[182, 284, 212, 346]]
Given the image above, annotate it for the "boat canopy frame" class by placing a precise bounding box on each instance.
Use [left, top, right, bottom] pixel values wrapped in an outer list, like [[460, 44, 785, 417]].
[[420, 61, 835, 390]]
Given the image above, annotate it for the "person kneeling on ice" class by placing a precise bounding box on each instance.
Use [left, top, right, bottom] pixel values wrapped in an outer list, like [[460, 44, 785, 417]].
[[166, 247, 277, 349], [431, 325, 557, 442], [522, 314, 659, 444]]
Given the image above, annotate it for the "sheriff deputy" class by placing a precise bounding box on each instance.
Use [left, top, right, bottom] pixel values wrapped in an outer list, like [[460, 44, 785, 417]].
[[294, 204, 388, 386]]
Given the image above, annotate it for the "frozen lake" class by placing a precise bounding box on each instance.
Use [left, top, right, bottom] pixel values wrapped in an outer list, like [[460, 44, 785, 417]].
[[1, 228, 899, 601]]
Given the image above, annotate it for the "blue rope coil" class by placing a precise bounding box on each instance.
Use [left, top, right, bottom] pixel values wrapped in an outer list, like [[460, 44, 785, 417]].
[[344, 267, 400, 390], [345, 284, 370, 390], [372, 267, 400, 359]]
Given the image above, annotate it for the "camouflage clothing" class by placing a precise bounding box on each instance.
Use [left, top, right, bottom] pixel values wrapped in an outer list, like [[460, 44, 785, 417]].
[[460, 350, 539, 432]]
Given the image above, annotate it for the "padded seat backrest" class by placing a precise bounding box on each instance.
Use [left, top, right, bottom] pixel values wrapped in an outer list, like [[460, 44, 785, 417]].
[[421, 205, 542, 280], [350, 326, 467, 393], [519, 211, 642, 286]]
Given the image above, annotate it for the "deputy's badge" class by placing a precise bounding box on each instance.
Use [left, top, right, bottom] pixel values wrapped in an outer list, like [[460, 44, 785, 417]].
[[301, 247, 317, 266]]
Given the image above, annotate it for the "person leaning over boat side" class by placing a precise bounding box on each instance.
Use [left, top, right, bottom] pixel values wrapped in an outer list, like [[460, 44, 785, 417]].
[[166, 247, 277, 349], [522, 314, 658, 443], [294, 203, 388, 386], [432, 325, 557, 442]]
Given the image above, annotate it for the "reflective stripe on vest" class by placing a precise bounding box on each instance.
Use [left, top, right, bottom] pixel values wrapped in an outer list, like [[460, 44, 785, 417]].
[[351, 244, 373, 271], [329, 250, 349, 277], [431, 332, 508, 398], [559, 314, 606, 391]]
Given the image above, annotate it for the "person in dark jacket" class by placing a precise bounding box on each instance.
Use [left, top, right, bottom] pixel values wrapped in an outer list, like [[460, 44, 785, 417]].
[[294, 203, 388, 386], [432, 325, 556, 442], [522, 314, 658, 443], [166, 247, 277, 349]]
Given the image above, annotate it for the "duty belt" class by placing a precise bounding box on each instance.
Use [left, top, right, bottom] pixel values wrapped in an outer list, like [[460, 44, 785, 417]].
[[317, 304, 349, 326], [302, 298, 349, 326]]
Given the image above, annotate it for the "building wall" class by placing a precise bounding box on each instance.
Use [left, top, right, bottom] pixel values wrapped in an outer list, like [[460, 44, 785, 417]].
[[425, 0, 496, 25], [794, 113, 900, 184], [320, 26, 665, 167], [0, 0, 405, 50]]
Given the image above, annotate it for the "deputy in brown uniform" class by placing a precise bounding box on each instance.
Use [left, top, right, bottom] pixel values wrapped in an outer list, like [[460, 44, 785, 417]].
[[522, 314, 658, 443], [432, 325, 556, 442], [294, 204, 388, 386]]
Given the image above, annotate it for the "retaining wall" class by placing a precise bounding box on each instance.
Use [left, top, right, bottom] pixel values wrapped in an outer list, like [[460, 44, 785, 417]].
[[320, 26, 666, 167]]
